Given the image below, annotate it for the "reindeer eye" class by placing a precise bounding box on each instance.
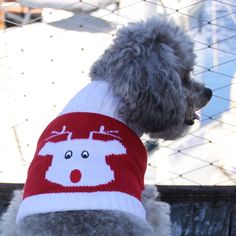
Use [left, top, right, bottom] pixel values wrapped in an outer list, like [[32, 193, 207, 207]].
[[65, 150, 73, 159], [81, 150, 89, 159]]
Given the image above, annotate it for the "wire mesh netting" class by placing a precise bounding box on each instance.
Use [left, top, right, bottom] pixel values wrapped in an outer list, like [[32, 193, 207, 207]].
[[0, 0, 235, 185]]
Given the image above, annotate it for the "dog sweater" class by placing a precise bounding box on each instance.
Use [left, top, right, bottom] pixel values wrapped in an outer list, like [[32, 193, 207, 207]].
[[16, 112, 147, 223]]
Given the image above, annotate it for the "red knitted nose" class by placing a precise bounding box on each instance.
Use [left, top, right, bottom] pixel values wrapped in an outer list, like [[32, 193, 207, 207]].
[[70, 169, 81, 183]]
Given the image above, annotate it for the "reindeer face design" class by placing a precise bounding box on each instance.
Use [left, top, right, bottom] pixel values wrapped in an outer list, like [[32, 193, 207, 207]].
[[38, 127, 127, 187]]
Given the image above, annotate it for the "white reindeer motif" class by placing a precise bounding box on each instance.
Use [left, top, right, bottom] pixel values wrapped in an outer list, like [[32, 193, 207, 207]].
[[38, 126, 127, 187]]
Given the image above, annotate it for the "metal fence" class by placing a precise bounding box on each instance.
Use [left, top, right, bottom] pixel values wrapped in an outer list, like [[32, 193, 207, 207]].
[[0, 0, 235, 185]]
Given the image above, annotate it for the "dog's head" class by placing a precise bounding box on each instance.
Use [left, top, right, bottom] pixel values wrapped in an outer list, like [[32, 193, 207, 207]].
[[90, 17, 212, 140]]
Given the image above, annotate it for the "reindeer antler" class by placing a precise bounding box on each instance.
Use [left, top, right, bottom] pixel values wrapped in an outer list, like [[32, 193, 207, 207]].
[[46, 126, 72, 141], [89, 126, 122, 140]]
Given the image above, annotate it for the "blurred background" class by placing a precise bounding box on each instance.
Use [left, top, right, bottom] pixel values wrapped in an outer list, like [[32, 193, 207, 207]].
[[0, 0, 236, 185]]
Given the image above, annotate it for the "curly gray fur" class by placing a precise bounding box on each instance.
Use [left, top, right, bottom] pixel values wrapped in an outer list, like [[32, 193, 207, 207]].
[[90, 17, 211, 140], [17, 210, 154, 236]]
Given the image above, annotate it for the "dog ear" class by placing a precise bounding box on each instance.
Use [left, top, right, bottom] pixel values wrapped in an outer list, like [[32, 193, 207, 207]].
[[90, 39, 187, 137]]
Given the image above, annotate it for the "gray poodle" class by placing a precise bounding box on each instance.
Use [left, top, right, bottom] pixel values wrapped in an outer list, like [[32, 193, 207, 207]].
[[0, 17, 212, 236]]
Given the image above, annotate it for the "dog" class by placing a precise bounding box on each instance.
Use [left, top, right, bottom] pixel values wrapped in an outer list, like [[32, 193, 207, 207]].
[[0, 17, 212, 236]]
